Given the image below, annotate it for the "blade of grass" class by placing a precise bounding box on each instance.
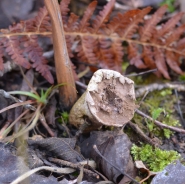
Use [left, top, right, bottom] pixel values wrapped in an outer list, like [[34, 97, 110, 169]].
[[0, 109, 29, 138], [0, 100, 35, 114], [8, 91, 41, 101], [11, 104, 42, 140]]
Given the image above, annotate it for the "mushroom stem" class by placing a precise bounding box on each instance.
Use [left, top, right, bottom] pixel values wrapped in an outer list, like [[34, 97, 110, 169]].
[[69, 69, 136, 132]]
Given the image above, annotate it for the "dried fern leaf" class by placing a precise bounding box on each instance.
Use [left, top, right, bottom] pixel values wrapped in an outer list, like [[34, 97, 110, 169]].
[[122, 7, 151, 39], [128, 43, 147, 69], [157, 12, 184, 37], [79, 1, 97, 32], [154, 48, 170, 79], [140, 5, 167, 42], [166, 51, 183, 74], [1, 0, 185, 82], [60, 0, 71, 23], [92, 0, 115, 33], [165, 24, 185, 46]]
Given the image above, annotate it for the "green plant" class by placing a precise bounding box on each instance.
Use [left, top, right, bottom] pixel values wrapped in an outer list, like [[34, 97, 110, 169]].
[[133, 89, 179, 138], [151, 108, 164, 120], [131, 144, 180, 172], [160, 0, 175, 13], [61, 111, 69, 122], [0, 84, 65, 139], [1, 0, 185, 92], [178, 74, 185, 81]]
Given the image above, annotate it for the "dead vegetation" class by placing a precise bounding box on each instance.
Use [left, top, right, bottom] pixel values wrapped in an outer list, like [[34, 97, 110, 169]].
[[0, 0, 185, 183]]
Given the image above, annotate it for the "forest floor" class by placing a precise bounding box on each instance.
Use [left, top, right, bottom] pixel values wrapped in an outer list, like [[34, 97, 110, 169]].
[[0, 0, 185, 184]]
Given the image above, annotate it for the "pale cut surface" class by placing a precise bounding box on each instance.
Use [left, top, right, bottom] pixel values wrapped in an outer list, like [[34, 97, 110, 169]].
[[69, 69, 136, 131]]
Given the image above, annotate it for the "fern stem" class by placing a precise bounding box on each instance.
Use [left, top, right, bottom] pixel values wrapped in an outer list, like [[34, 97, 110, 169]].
[[44, 0, 77, 110], [2, 31, 185, 57]]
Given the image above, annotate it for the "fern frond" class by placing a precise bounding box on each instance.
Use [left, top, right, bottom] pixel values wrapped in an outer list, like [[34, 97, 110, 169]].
[[142, 47, 156, 69], [3, 36, 31, 69], [0, 44, 4, 70], [165, 24, 185, 46], [35, 7, 51, 32], [111, 39, 124, 71], [140, 5, 167, 42], [154, 48, 170, 79], [65, 13, 79, 32], [21, 35, 54, 84], [91, 0, 115, 33], [128, 43, 147, 69], [76, 36, 99, 65], [166, 51, 183, 74], [0, 8, 53, 83], [157, 12, 184, 37], [121, 7, 151, 39], [0, 0, 185, 83], [79, 1, 97, 32], [106, 9, 141, 35], [60, 0, 71, 23], [177, 38, 185, 51]]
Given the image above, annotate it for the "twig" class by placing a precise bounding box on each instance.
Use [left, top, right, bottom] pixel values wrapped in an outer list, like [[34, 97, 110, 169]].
[[93, 145, 140, 184], [138, 90, 149, 107], [0, 109, 29, 138], [127, 121, 158, 147], [39, 113, 55, 137], [0, 100, 35, 114], [10, 166, 75, 184], [48, 157, 99, 179], [135, 109, 185, 133], [174, 89, 185, 128], [75, 81, 88, 90], [0, 89, 55, 137], [126, 69, 157, 77], [0, 89, 36, 111], [135, 82, 185, 98]]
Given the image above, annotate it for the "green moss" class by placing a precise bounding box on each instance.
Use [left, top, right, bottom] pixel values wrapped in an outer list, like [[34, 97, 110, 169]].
[[57, 111, 69, 125], [178, 74, 185, 82], [160, 0, 175, 13], [131, 144, 180, 172], [133, 89, 180, 138], [122, 61, 129, 71], [130, 73, 166, 86], [61, 111, 69, 122]]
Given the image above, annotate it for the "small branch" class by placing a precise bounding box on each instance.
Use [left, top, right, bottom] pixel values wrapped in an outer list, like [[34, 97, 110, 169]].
[[126, 69, 157, 77], [135, 109, 185, 133], [44, 0, 77, 110], [10, 166, 75, 184], [174, 89, 185, 128], [135, 83, 185, 98], [0, 109, 29, 139], [39, 113, 55, 137], [0, 89, 55, 137], [48, 157, 99, 179], [0, 89, 36, 111], [127, 121, 158, 147]]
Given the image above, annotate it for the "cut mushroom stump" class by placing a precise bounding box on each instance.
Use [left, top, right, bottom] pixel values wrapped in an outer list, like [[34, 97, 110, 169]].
[[69, 69, 136, 132]]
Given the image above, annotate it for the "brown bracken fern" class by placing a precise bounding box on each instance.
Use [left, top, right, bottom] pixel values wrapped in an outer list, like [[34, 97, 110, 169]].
[[0, 0, 185, 82]]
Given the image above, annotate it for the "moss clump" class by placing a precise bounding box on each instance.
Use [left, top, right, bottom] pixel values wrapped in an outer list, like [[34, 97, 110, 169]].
[[133, 89, 180, 138], [131, 144, 180, 172], [61, 111, 69, 122], [56, 111, 69, 124]]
